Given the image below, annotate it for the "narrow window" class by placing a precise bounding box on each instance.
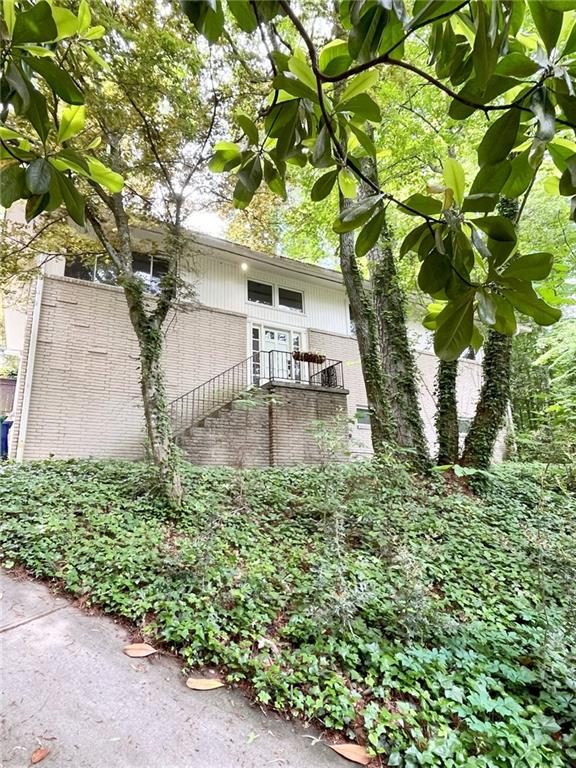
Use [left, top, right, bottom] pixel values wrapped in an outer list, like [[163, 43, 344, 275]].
[[349, 304, 356, 336], [247, 280, 273, 305], [278, 287, 303, 312], [150, 256, 169, 293], [356, 407, 371, 428], [64, 256, 94, 282], [95, 257, 118, 285]]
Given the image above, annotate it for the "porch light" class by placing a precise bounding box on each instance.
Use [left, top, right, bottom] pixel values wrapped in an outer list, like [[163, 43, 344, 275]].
[[240, 262, 248, 271]]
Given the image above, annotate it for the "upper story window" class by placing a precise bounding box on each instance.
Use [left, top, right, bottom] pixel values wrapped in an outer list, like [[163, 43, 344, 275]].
[[355, 406, 370, 428], [247, 279, 304, 313], [64, 253, 168, 293], [278, 287, 303, 313], [247, 280, 273, 306], [349, 304, 356, 336]]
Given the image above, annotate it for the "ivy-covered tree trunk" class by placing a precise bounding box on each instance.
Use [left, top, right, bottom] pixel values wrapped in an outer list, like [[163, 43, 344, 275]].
[[87, 195, 184, 506], [435, 359, 459, 464], [359, 153, 429, 469], [460, 330, 512, 468], [123, 276, 183, 504], [460, 197, 518, 469], [339, 195, 395, 453]]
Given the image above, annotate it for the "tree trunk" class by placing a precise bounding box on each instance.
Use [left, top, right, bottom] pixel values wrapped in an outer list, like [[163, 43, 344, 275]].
[[460, 330, 512, 468], [339, 195, 395, 453], [123, 276, 183, 505], [460, 196, 518, 470], [435, 359, 459, 464], [359, 153, 429, 469]]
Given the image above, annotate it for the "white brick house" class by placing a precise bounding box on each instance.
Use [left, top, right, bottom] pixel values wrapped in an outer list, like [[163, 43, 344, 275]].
[[4, 228, 486, 464]]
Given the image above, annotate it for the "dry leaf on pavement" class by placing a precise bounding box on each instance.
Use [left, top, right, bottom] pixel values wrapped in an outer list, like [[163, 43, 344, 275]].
[[122, 642, 157, 658], [185, 678, 225, 690], [328, 743, 371, 765], [31, 746, 50, 764]]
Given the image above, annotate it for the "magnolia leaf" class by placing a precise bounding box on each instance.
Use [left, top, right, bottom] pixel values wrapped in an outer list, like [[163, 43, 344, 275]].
[[328, 743, 371, 765], [500, 252, 553, 281], [31, 747, 50, 764], [288, 56, 317, 92], [86, 158, 123, 193], [501, 284, 561, 325], [51, 6, 79, 38], [434, 292, 475, 361], [477, 109, 520, 167], [81, 25, 105, 41], [338, 168, 357, 199], [26, 57, 84, 105], [333, 194, 383, 234], [228, 0, 258, 32], [185, 678, 225, 690], [402, 193, 442, 217], [58, 105, 86, 143], [55, 170, 85, 225], [123, 642, 158, 658], [311, 169, 338, 201], [443, 157, 465, 207], [12, 1, 56, 44], [0, 162, 26, 207], [26, 157, 52, 194], [528, 0, 563, 54], [236, 114, 258, 146], [340, 69, 379, 103], [78, 0, 91, 33], [355, 208, 386, 257]]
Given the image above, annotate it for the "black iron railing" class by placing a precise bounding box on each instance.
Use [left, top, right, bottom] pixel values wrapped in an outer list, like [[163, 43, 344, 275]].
[[168, 349, 345, 436]]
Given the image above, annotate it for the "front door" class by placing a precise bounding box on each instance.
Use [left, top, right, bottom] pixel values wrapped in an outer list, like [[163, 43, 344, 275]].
[[251, 325, 302, 384]]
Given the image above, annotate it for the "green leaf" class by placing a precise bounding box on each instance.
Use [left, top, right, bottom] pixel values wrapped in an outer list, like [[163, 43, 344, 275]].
[[494, 53, 540, 77], [477, 288, 497, 325], [336, 93, 381, 122], [473, 215, 517, 243], [12, 1, 57, 44], [338, 168, 357, 199], [26, 157, 52, 194], [434, 291, 475, 361], [462, 161, 511, 212], [400, 223, 429, 256], [233, 154, 262, 209], [57, 105, 86, 143], [25, 84, 51, 143], [228, 0, 258, 32], [355, 208, 386, 257], [181, 0, 224, 43], [501, 150, 535, 197], [3, 0, 16, 35], [78, 0, 91, 34], [86, 158, 123, 192], [55, 169, 85, 225], [528, 0, 563, 55], [402, 193, 442, 217], [311, 170, 338, 201], [340, 70, 379, 103], [500, 252, 554, 281], [236, 114, 259, 146], [81, 25, 105, 41], [477, 109, 520, 167], [333, 194, 383, 234], [208, 141, 241, 172], [318, 39, 351, 76], [81, 43, 107, 68], [26, 57, 84, 105], [272, 73, 317, 101], [501, 283, 561, 325], [0, 162, 26, 207], [25, 192, 49, 221], [349, 123, 376, 157], [443, 157, 465, 207], [418, 250, 451, 295], [491, 294, 517, 335], [51, 6, 79, 38], [288, 56, 317, 92], [263, 157, 286, 199]]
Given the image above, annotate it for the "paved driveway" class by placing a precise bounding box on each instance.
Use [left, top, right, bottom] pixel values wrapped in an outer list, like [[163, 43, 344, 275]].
[[0, 571, 343, 768]]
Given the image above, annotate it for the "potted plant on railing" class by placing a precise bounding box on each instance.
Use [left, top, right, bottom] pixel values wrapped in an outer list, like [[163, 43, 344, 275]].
[[292, 351, 326, 364]]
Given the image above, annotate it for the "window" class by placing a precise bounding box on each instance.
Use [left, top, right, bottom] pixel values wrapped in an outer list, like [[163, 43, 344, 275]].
[[64, 252, 168, 293], [64, 256, 94, 281], [356, 407, 371, 428], [247, 280, 273, 306], [278, 287, 303, 313], [458, 417, 472, 436]]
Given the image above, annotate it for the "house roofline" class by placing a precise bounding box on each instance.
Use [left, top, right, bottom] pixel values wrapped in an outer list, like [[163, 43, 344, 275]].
[[132, 225, 346, 287]]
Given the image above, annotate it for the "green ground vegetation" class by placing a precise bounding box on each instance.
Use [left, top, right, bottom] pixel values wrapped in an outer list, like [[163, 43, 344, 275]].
[[0, 459, 574, 766]]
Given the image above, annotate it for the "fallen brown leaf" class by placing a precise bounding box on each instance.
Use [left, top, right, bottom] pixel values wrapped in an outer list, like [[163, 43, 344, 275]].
[[329, 743, 371, 765], [122, 642, 157, 658], [185, 678, 225, 690], [31, 746, 50, 764]]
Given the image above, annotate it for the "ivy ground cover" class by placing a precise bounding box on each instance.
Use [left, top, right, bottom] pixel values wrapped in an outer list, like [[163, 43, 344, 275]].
[[0, 459, 574, 766]]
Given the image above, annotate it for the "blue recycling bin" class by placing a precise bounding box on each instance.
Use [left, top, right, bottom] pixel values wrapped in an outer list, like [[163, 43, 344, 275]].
[[1, 419, 13, 460]]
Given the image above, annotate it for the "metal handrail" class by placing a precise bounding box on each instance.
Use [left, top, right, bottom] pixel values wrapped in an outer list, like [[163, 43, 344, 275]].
[[168, 349, 345, 437]]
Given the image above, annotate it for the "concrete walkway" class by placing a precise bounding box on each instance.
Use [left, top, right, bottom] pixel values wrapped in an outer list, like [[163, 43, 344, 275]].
[[0, 571, 343, 768]]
